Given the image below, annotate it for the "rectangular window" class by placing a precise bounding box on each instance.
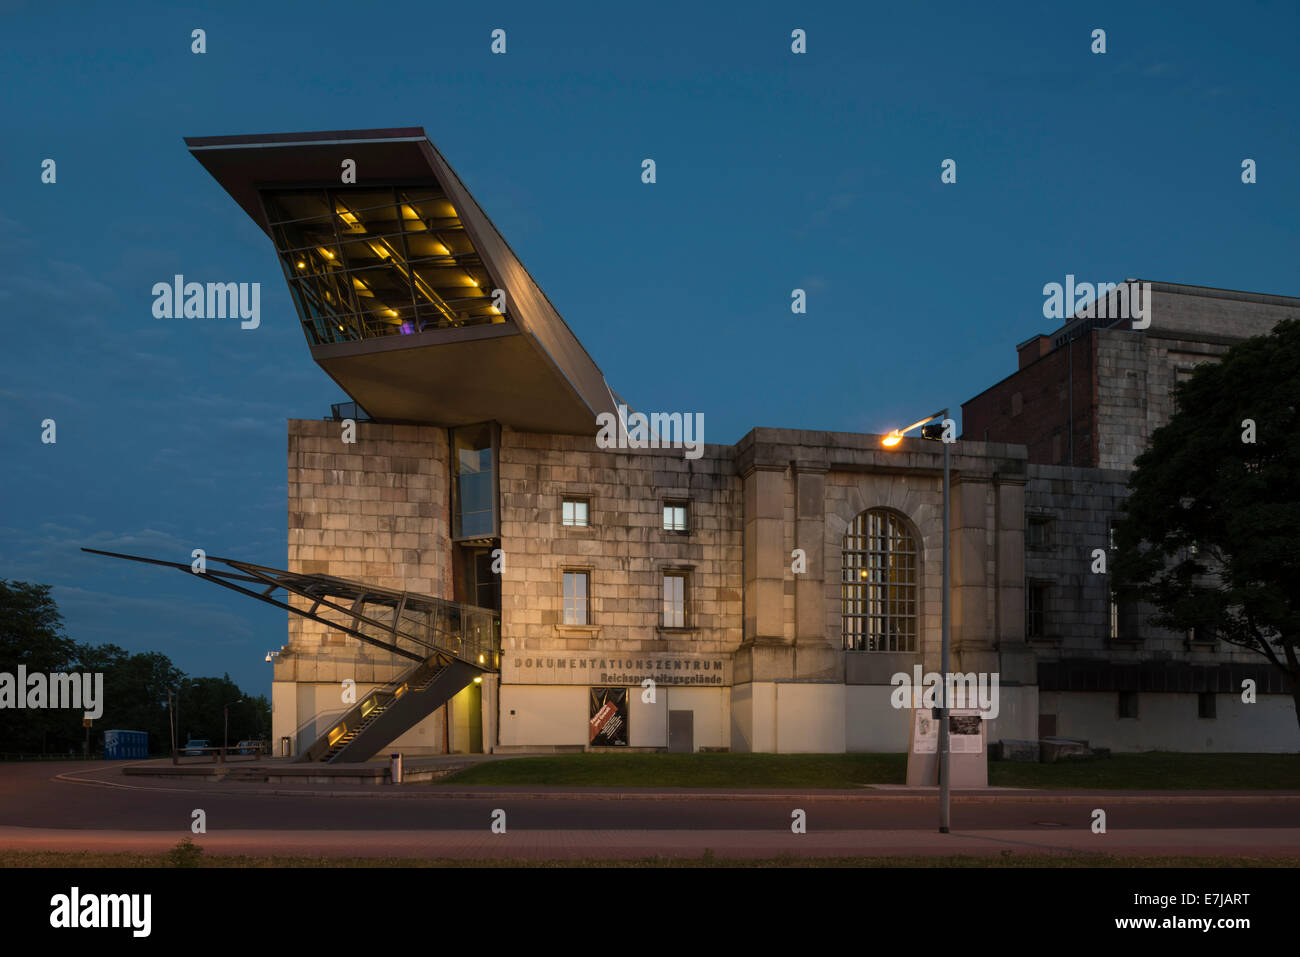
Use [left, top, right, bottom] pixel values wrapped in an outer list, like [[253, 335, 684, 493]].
[[1026, 582, 1049, 639], [1118, 691, 1139, 719], [562, 571, 589, 625], [562, 499, 589, 527], [1112, 601, 1140, 641], [451, 423, 497, 539], [1027, 515, 1052, 547], [1198, 692, 1217, 719], [663, 501, 689, 532], [663, 573, 687, 628]]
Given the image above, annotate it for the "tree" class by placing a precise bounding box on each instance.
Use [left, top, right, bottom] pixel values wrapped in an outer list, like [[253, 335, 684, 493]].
[[0, 580, 78, 752], [175, 674, 268, 745], [1112, 318, 1300, 729], [1, 581, 267, 754], [74, 643, 183, 750]]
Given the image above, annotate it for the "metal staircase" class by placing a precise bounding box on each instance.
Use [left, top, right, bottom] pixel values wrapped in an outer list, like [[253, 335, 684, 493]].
[[301, 654, 478, 764], [78, 548, 501, 765], [323, 698, 393, 761]]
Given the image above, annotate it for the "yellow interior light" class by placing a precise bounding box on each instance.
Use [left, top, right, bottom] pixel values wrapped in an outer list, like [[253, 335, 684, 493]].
[[296, 261, 306, 270]]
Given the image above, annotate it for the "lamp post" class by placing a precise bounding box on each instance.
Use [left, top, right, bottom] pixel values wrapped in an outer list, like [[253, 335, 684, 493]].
[[882, 408, 951, 833], [167, 688, 178, 764]]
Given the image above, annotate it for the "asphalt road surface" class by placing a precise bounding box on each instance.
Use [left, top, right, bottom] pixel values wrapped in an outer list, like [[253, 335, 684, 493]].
[[2, 761, 1297, 834]]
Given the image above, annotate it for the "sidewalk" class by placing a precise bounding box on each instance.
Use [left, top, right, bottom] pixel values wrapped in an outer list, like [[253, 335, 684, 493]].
[[54, 765, 1300, 802], [2, 825, 1297, 859]]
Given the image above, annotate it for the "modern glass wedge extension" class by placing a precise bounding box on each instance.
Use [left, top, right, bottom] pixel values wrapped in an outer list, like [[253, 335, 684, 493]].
[[262, 186, 507, 345]]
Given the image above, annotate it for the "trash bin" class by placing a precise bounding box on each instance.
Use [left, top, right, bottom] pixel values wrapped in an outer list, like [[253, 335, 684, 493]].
[[280, 735, 291, 758], [390, 752, 403, 784]]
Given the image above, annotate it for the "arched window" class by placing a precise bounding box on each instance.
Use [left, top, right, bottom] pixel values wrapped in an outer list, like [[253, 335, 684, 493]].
[[842, 509, 918, 652]]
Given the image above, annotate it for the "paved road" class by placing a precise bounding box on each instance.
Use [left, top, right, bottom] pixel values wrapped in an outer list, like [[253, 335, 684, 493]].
[[1, 761, 1297, 858]]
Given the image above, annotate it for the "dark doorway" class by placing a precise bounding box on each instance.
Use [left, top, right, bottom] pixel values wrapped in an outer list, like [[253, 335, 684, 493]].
[[668, 710, 694, 753], [455, 543, 501, 611]]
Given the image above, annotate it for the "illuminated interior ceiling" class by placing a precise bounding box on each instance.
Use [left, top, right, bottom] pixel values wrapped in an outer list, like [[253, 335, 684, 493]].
[[185, 128, 622, 433], [264, 186, 505, 345]]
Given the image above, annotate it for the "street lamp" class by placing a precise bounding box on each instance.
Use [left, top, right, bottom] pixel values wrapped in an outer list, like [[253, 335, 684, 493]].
[[881, 408, 951, 834]]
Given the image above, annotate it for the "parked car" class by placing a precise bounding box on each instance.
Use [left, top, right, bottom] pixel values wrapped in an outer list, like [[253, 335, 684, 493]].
[[183, 738, 211, 756], [236, 739, 267, 755]]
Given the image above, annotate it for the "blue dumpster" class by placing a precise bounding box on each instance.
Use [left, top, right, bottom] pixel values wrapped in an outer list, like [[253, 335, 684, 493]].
[[103, 729, 149, 760]]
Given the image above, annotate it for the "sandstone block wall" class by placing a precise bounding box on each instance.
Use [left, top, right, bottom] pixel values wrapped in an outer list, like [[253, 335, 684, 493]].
[[278, 418, 452, 686], [497, 427, 743, 660]]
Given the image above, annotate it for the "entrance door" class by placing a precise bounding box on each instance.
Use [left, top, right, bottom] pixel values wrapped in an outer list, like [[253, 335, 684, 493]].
[[668, 710, 693, 753]]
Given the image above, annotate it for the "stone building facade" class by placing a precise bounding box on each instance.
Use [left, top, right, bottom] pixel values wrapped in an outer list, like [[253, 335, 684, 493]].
[[963, 282, 1296, 470], [266, 283, 1300, 756], [187, 128, 1299, 756], [966, 283, 1300, 752], [272, 420, 1048, 755]]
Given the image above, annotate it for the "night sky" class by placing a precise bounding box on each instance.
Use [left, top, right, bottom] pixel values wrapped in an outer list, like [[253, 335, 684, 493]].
[[2, 0, 1295, 694]]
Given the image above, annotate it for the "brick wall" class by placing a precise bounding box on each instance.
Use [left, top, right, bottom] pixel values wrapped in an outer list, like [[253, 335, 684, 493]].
[[962, 333, 1098, 467]]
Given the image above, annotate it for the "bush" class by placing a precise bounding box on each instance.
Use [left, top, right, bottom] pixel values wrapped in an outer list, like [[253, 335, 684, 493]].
[[168, 837, 204, 868]]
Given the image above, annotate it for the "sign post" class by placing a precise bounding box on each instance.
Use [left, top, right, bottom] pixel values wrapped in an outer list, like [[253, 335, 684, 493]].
[[906, 707, 988, 787]]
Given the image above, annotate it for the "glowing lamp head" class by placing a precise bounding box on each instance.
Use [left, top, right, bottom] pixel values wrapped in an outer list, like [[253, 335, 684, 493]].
[[881, 431, 904, 448]]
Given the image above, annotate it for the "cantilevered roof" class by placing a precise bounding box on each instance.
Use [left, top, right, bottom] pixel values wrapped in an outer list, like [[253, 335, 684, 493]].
[[185, 128, 621, 433]]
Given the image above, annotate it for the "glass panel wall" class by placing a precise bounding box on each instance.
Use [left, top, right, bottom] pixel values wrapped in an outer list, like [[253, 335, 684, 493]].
[[262, 186, 508, 345], [452, 423, 497, 539]]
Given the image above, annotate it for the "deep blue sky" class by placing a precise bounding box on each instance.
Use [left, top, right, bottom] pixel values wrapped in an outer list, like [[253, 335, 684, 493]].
[[1, 1, 1296, 695]]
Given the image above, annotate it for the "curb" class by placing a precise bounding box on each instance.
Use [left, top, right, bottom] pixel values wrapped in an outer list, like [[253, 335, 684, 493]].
[[257, 788, 1300, 803]]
